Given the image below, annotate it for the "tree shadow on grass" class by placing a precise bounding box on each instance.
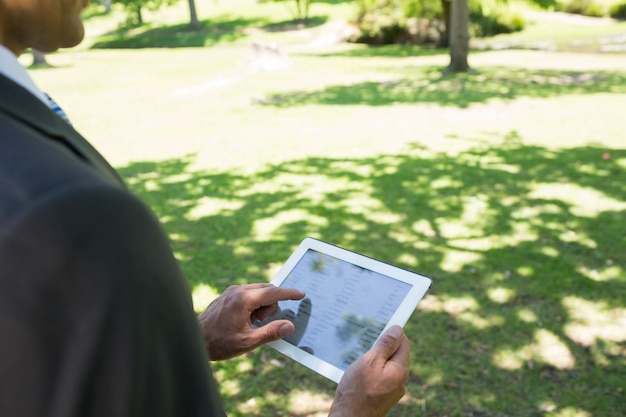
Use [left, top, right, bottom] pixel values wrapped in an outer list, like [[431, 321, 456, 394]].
[[91, 15, 271, 49], [116, 138, 625, 416], [313, 0, 354, 4], [89, 14, 333, 49], [262, 15, 329, 32], [256, 66, 626, 107], [310, 44, 448, 58]]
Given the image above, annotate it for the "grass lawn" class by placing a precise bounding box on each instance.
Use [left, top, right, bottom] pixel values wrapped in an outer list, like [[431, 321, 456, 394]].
[[25, 0, 626, 416]]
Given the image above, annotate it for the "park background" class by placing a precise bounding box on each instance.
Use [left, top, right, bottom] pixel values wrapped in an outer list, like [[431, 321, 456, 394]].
[[25, 0, 625, 415]]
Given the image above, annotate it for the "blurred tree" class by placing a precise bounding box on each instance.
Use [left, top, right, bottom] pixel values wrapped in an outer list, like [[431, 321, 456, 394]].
[[295, 0, 312, 22], [447, 0, 470, 72], [187, 0, 200, 29], [115, 0, 178, 25], [264, 0, 312, 23], [444, 0, 558, 72], [31, 49, 49, 66], [439, 0, 451, 47]]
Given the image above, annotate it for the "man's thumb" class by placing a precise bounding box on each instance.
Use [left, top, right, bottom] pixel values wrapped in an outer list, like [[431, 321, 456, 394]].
[[371, 325, 404, 359], [256, 320, 295, 344]]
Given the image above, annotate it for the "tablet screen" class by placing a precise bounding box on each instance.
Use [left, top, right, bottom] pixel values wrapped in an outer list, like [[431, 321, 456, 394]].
[[265, 249, 413, 371]]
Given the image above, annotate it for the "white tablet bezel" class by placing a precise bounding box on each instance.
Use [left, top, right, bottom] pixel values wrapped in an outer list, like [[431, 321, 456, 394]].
[[261, 237, 432, 383]]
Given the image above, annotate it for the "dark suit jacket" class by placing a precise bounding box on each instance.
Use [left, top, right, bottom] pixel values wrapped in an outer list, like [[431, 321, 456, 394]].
[[0, 73, 225, 417]]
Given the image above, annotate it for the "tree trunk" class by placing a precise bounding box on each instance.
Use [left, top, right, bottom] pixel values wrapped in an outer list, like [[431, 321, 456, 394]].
[[438, 0, 451, 48], [32, 49, 48, 66], [188, 0, 200, 29], [103, 0, 112, 13], [135, 5, 143, 25], [447, 0, 470, 72], [295, 0, 303, 22]]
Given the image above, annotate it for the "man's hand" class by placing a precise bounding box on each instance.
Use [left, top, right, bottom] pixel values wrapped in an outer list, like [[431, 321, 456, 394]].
[[328, 325, 410, 417], [198, 283, 305, 361]]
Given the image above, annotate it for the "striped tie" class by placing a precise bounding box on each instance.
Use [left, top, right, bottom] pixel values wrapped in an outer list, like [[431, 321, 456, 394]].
[[44, 93, 71, 125]]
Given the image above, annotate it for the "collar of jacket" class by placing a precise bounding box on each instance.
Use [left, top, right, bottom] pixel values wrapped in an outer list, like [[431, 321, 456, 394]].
[[0, 73, 125, 187]]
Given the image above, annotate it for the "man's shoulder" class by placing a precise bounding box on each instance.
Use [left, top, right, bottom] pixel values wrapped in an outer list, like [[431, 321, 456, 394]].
[[0, 111, 126, 230]]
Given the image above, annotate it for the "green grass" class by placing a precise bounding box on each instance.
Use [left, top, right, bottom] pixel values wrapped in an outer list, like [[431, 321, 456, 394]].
[[26, 1, 626, 416]]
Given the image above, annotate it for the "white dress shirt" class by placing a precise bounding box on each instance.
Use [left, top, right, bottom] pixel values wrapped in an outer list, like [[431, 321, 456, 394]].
[[0, 46, 49, 105]]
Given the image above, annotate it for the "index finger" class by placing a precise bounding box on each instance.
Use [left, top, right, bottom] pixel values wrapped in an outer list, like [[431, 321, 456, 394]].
[[246, 284, 305, 310]]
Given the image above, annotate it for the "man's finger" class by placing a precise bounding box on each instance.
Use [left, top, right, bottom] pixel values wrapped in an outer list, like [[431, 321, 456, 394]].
[[387, 333, 410, 370], [243, 283, 274, 290], [251, 304, 279, 322], [247, 285, 305, 310], [370, 325, 404, 360], [250, 320, 295, 347]]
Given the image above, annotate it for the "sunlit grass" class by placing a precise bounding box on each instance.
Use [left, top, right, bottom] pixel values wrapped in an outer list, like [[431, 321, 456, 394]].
[[491, 331, 574, 371], [563, 296, 626, 346]]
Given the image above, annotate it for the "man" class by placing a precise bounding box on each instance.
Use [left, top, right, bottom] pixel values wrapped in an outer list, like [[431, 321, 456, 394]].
[[0, 1, 411, 416]]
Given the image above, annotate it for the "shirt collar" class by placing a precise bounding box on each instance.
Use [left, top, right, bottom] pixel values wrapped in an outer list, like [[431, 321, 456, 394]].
[[0, 45, 49, 106]]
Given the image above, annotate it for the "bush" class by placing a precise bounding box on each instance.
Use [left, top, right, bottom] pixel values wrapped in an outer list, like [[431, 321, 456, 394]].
[[495, 11, 526, 33], [352, 0, 525, 45], [352, 0, 442, 45], [355, 13, 409, 45], [555, 0, 607, 17], [609, 1, 626, 19], [583, 3, 606, 16], [470, 3, 526, 37]]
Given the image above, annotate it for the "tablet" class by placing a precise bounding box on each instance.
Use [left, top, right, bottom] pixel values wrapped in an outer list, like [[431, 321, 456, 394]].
[[254, 237, 432, 383]]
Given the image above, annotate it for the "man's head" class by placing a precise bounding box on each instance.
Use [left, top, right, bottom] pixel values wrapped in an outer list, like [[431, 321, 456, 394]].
[[0, 0, 88, 56]]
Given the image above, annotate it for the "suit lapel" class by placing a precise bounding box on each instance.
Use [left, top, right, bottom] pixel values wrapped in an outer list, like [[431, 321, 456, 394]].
[[0, 73, 125, 187]]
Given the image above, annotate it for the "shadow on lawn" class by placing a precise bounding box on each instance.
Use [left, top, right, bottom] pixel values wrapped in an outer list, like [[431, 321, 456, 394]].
[[117, 139, 625, 416], [257, 66, 626, 108], [91, 16, 267, 48], [310, 44, 447, 58], [90, 14, 329, 49]]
